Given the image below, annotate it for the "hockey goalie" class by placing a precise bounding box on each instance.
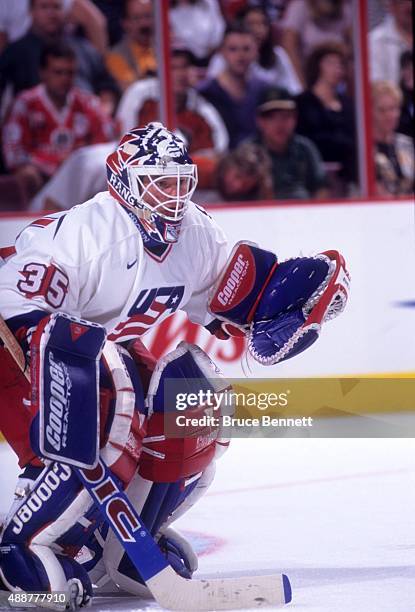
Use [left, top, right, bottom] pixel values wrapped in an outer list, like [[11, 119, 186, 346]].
[[0, 123, 349, 609]]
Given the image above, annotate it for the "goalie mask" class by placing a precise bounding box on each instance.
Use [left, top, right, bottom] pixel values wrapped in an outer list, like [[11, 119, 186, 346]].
[[106, 123, 198, 244]]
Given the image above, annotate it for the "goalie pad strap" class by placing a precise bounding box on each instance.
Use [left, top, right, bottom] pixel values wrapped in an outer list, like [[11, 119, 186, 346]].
[[30, 312, 106, 469]]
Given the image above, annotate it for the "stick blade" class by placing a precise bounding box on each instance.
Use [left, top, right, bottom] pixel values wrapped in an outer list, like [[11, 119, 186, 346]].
[[147, 567, 292, 610]]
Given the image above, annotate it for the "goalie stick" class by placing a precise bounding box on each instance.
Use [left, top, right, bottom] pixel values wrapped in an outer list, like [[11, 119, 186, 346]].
[[0, 315, 292, 610]]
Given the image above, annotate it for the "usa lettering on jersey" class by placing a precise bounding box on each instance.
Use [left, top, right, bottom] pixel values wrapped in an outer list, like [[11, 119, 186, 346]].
[[109, 286, 185, 341]]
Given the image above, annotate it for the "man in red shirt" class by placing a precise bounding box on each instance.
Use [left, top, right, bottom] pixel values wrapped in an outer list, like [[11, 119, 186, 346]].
[[2, 41, 116, 196]]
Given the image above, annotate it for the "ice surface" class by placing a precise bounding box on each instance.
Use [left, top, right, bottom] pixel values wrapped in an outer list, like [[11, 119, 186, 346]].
[[1, 437, 414, 611]]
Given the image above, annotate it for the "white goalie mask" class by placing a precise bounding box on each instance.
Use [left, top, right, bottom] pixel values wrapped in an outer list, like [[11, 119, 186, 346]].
[[106, 123, 198, 243]]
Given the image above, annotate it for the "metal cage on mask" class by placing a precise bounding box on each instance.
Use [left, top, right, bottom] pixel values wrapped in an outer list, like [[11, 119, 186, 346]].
[[128, 163, 198, 222]]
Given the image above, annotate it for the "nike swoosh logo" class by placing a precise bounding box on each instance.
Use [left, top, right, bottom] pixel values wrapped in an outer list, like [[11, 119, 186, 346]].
[[127, 259, 138, 269]]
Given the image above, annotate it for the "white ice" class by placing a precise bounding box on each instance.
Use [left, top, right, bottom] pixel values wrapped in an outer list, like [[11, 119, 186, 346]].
[[1, 437, 414, 612]]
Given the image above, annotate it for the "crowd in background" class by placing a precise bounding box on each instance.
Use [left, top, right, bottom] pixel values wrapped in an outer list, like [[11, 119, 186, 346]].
[[0, 0, 413, 211]]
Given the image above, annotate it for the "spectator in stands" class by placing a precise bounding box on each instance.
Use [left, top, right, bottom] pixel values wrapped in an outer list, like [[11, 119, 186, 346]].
[[105, 0, 156, 92], [369, 0, 412, 85], [219, 0, 290, 24], [207, 6, 302, 94], [169, 0, 225, 67], [367, 0, 387, 30], [199, 25, 268, 149], [255, 86, 329, 199], [117, 48, 228, 188], [0, 0, 117, 101], [397, 50, 413, 139], [90, 0, 125, 47], [372, 80, 414, 197], [296, 42, 356, 185], [241, 6, 302, 92], [2, 43, 115, 197], [0, 0, 108, 55], [216, 142, 274, 201], [280, 0, 352, 88], [30, 46, 229, 210]]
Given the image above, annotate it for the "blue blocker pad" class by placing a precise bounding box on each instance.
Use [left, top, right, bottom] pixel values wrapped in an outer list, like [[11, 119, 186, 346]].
[[33, 313, 106, 469]]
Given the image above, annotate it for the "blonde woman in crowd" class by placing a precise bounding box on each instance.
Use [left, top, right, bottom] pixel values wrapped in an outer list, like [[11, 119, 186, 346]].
[[372, 80, 414, 196]]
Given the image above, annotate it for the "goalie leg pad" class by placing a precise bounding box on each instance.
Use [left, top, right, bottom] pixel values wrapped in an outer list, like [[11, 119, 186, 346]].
[[0, 464, 95, 606], [100, 465, 216, 595], [30, 312, 106, 469], [140, 342, 232, 482], [78, 343, 224, 594], [0, 463, 102, 551], [0, 544, 92, 608]]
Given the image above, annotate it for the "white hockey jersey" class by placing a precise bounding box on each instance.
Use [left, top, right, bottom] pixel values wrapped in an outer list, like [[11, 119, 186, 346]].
[[0, 192, 228, 341]]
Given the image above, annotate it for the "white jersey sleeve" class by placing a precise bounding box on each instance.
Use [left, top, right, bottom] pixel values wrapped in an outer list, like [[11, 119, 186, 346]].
[[0, 193, 144, 327]]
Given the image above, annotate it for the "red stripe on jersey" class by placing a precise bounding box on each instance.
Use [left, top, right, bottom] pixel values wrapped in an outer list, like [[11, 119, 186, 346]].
[[0, 245, 16, 259], [108, 326, 147, 341], [30, 217, 55, 228]]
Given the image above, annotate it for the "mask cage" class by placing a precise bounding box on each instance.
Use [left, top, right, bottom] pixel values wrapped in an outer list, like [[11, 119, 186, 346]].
[[127, 163, 198, 221]]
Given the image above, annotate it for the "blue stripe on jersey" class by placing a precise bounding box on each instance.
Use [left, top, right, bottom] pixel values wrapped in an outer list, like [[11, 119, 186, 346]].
[[53, 214, 67, 239]]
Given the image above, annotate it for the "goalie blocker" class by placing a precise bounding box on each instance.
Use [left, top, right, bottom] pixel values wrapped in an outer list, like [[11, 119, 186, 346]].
[[29, 313, 106, 469], [208, 242, 350, 365]]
